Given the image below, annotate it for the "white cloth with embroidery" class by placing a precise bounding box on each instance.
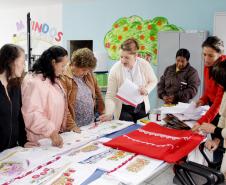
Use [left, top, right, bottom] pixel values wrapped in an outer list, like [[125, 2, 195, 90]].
[[66, 141, 111, 163], [80, 120, 134, 137], [95, 149, 135, 171], [0, 147, 56, 184], [38, 120, 134, 148], [10, 156, 96, 185], [108, 155, 164, 185]]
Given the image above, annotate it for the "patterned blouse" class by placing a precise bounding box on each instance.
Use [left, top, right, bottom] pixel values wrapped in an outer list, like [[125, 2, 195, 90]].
[[73, 76, 94, 127]]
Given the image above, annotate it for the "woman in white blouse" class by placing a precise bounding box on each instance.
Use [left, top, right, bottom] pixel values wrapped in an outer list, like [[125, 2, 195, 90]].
[[100, 38, 157, 123]]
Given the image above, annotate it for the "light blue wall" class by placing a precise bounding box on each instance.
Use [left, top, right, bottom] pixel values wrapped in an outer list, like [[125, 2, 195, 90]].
[[63, 0, 226, 109]]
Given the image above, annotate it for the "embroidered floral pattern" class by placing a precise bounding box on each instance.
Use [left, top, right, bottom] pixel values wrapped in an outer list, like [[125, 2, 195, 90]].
[[111, 125, 117, 129], [31, 168, 55, 184], [0, 162, 24, 176], [51, 168, 76, 185], [107, 151, 129, 161], [80, 143, 99, 152], [138, 128, 191, 141], [68, 143, 99, 156], [2, 156, 61, 185], [126, 158, 150, 173]]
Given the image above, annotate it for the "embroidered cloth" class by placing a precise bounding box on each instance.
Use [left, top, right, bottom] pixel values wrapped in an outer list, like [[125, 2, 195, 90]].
[[104, 122, 204, 163]]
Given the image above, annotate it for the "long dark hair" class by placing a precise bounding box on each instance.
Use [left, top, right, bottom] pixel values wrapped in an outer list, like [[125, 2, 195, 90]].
[[211, 57, 226, 91], [0, 44, 24, 86], [31, 46, 68, 84]]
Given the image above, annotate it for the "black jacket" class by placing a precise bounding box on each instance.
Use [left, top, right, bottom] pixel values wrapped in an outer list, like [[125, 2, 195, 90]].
[[0, 82, 26, 152], [157, 63, 201, 104]]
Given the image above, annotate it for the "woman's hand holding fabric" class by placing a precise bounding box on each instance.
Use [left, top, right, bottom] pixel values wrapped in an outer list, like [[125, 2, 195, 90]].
[[200, 123, 216, 134], [191, 122, 201, 132], [196, 100, 204, 107]]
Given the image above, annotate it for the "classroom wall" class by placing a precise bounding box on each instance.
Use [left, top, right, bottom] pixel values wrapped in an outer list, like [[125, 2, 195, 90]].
[[63, 0, 226, 109], [0, 3, 63, 54], [63, 0, 226, 51]]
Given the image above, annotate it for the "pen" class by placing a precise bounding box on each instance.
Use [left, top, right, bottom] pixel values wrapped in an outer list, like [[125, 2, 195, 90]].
[[94, 112, 100, 126]]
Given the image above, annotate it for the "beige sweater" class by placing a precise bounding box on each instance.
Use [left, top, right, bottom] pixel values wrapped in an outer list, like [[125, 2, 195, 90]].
[[218, 92, 226, 147], [105, 57, 157, 119], [218, 92, 226, 175]]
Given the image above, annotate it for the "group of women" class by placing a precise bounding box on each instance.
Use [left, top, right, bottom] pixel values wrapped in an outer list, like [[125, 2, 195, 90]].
[[0, 36, 226, 176]]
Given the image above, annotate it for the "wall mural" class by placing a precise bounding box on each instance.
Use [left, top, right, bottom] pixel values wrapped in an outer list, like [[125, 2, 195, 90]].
[[104, 15, 183, 65]]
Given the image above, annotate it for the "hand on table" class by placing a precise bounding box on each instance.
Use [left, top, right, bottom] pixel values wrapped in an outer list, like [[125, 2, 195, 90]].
[[71, 126, 81, 133], [50, 130, 63, 148], [99, 114, 113, 122]]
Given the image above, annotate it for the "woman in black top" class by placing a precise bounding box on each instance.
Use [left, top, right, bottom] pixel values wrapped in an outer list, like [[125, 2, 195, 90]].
[[0, 44, 26, 152]]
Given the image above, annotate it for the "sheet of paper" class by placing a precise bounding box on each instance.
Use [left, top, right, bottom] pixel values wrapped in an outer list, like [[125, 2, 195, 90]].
[[116, 79, 143, 107]]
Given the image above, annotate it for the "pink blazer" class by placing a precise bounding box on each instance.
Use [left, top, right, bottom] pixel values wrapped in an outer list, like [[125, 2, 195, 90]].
[[21, 73, 67, 147]]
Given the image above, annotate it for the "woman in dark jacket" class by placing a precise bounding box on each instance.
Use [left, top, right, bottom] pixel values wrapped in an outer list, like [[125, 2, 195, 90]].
[[0, 44, 26, 152], [157, 48, 200, 105]]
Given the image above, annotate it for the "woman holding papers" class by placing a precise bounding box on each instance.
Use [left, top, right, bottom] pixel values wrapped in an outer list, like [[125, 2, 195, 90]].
[[192, 36, 225, 131], [200, 59, 226, 178], [100, 38, 157, 123], [21, 46, 68, 148], [60, 48, 104, 132], [0, 44, 26, 152], [157, 48, 200, 105]]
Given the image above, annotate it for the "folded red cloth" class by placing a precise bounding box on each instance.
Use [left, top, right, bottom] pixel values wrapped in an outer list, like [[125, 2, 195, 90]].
[[104, 122, 204, 163]]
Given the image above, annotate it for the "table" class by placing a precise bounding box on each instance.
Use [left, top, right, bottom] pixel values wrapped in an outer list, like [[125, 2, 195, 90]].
[[0, 121, 175, 185], [81, 123, 171, 185]]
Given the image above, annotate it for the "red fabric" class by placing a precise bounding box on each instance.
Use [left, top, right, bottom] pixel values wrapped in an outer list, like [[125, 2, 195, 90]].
[[197, 66, 224, 124], [104, 122, 204, 163], [219, 55, 226, 62]]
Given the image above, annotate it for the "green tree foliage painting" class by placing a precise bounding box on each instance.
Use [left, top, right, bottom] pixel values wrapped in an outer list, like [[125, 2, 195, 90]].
[[104, 16, 183, 65]]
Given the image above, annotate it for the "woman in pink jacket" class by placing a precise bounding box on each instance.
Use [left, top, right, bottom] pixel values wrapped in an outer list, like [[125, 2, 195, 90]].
[[21, 46, 68, 148]]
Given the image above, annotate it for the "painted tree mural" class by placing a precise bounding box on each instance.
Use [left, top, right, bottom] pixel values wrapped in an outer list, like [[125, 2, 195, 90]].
[[104, 15, 183, 65]]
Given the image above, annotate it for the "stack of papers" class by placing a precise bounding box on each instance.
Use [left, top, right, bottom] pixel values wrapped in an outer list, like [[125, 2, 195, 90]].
[[116, 79, 143, 107], [159, 102, 209, 121]]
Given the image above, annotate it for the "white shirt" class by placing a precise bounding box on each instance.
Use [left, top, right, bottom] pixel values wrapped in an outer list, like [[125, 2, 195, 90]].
[[122, 60, 143, 87]]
